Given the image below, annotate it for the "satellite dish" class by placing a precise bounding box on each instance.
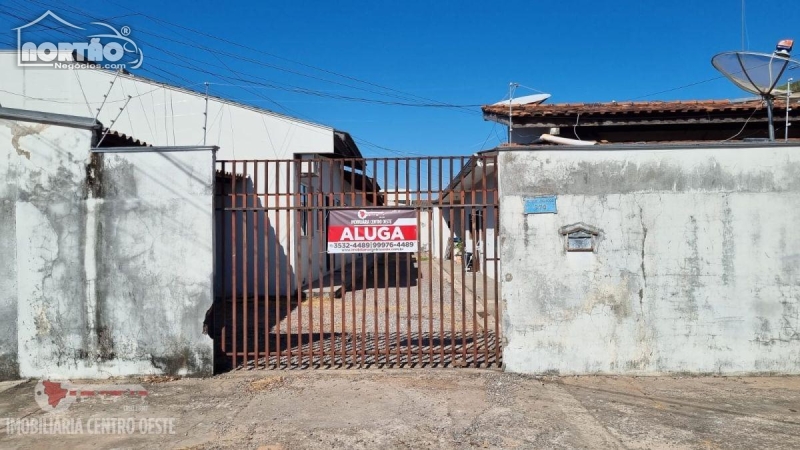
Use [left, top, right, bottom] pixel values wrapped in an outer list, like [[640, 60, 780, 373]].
[[712, 46, 800, 141], [492, 93, 551, 106]]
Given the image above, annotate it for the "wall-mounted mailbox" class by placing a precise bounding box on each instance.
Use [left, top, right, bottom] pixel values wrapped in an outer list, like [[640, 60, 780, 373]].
[[559, 223, 602, 253]]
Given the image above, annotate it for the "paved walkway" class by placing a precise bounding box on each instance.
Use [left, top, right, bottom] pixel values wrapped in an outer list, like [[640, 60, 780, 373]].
[[1, 371, 799, 449]]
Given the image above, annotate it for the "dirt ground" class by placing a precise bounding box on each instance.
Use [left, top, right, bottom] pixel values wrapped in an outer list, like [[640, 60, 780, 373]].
[[1, 370, 799, 449], [237, 256, 500, 368]]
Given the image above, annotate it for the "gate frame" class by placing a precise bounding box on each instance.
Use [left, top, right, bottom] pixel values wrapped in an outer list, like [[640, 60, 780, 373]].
[[210, 155, 500, 371]]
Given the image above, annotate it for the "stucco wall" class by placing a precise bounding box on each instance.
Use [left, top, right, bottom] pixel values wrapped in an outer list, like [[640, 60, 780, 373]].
[[0, 52, 333, 160], [1, 119, 92, 380], [1, 116, 215, 379], [92, 149, 215, 378], [499, 145, 800, 375]]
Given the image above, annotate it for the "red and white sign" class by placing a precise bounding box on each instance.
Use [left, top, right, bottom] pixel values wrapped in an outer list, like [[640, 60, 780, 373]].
[[327, 209, 418, 254]]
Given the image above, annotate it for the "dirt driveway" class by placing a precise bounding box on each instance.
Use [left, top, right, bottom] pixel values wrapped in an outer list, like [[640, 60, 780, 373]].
[[265, 256, 499, 367], [1, 370, 799, 449]]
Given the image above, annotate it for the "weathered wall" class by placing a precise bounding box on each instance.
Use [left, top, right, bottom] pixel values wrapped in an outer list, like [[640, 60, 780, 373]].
[[0, 52, 333, 159], [1, 51, 334, 296], [92, 149, 215, 377], [499, 145, 800, 375], [1, 115, 215, 379], [1, 119, 92, 380]]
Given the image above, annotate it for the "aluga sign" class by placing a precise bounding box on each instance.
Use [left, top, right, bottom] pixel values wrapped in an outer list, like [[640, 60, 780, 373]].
[[327, 209, 418, 254]]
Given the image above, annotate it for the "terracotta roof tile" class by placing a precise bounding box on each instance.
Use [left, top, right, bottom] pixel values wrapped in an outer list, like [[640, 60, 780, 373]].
[[481, 99, 790, 118]]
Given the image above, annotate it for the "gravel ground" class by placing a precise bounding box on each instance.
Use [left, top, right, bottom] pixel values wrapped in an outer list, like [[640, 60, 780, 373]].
[[2, 370, 799, 449], [280, 257, 465, 333], [265, 256, 498, 367]]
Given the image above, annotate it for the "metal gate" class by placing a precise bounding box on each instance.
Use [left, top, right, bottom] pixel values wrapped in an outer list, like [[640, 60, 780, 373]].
[[209, 155, 499, 371]]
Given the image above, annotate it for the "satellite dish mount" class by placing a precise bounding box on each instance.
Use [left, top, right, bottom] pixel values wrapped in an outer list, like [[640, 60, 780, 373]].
[[712, 39, 799, 141]]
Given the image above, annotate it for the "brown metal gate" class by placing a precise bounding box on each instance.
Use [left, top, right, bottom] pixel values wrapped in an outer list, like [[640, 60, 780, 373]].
[[209, 155, 499, 371]]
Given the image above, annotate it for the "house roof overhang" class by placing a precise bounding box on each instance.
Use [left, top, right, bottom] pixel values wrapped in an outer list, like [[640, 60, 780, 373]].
[[342, 170, 384, 206], [0, 106, 100, 130], [481, 99, 798, 128], [438, 152, 497, 204]]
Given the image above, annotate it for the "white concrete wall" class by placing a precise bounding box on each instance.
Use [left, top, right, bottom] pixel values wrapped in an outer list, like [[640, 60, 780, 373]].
[[1, 115, 215, 378], [0, 52, 334, 160], [0, 52, 340, 298], [499, 145, 800, 375], [94, 148, 215, 378], [0, 119, 94, 380]]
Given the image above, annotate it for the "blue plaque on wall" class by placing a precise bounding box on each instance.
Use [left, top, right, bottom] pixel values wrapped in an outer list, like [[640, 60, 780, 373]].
[[524, 196, 557, 214]]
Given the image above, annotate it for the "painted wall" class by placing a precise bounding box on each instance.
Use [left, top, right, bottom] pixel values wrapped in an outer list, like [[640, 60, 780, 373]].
[[499, 145, 800, 375], [1, 52, 337, 294], [1, 116, 214, 379], [0, 52, 334, 160]]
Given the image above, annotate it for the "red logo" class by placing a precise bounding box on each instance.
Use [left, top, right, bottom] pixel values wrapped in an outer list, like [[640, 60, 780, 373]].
[[357, 209, 368, 219], [35, 380, 148, 413]]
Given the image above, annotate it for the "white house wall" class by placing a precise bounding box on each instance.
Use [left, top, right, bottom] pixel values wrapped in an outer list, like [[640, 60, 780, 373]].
[[498, 145, 800, 375], [0, 116, 215, 379], [0, 52, 335, 161], [0, 52, 347, 301]]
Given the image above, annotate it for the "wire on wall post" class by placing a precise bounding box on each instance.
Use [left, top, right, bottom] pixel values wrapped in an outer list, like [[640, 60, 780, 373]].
[[94, 68, 122, 124], [787, 78, 793, 142], [95, 95, 132, 148], [508, 82, 518, 144], [203, 82, 210, 146]]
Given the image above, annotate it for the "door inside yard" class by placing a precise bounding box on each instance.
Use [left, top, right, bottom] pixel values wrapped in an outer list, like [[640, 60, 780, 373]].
[[209, 155, 500, 371]]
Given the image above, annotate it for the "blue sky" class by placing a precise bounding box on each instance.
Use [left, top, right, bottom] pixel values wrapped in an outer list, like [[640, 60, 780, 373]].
[[3, 0, 800, 156]]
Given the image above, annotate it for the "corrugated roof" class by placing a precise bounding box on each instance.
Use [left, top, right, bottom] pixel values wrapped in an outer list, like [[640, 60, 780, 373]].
[[99, 129, 149, 147]]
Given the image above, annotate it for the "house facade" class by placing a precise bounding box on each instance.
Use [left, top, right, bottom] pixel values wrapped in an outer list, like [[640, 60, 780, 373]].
[[475, 97, 800, 375], [498, 142, 800, 375], [0, 51, 376, 296]]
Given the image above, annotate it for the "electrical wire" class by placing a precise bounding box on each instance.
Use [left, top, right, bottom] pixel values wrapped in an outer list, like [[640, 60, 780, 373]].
[[479, 122, 498, 151], [72, 70, 93, 115], [721, 103, 762, 141], [0, 3, 484, 156], [20, 0, 481, 115], [100, 0, 480, 113], [4, 2, 484, 113]]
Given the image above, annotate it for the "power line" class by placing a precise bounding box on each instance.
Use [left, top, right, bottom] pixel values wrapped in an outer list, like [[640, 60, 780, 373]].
[[23, 0, 481, 115], [101, 0, 481, 113], [0, 3, 491, 157], [626, 75, 727, 101], [8, 1, 485, 113], [354, 137, 427, 157]]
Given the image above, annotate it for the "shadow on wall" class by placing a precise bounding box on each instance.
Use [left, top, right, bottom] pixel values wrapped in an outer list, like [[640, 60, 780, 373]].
[[209, 174, 305, 372], [206, 175, 421, 372]]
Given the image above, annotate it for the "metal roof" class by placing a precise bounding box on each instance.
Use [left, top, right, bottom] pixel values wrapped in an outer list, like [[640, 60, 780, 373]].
[[0, 106, 100, 129]]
